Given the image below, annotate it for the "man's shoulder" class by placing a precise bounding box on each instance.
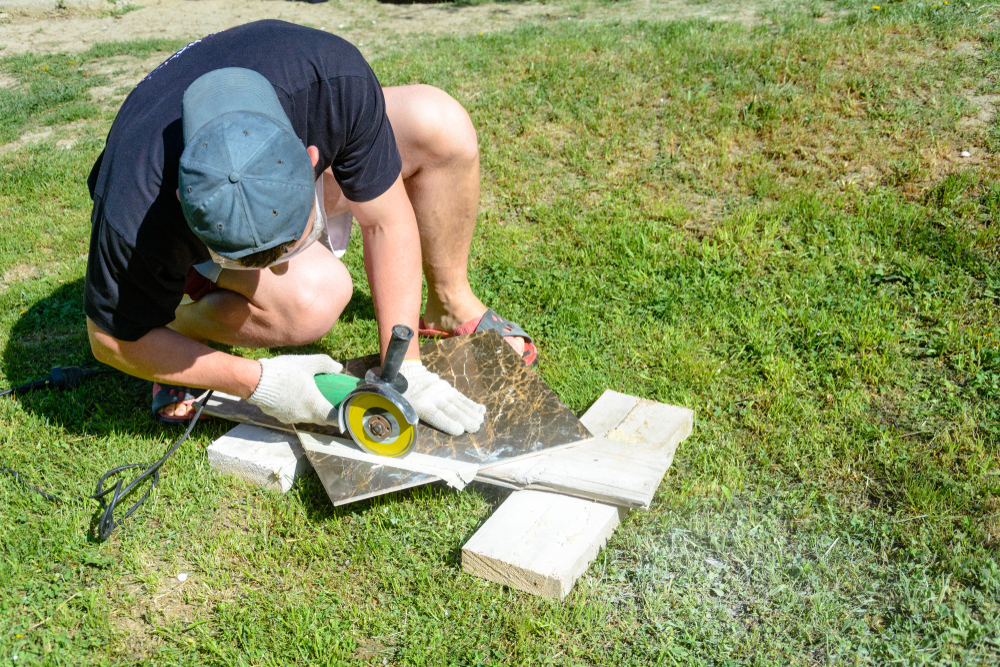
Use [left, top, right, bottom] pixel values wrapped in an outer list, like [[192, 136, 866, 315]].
[[228, 20, 365, 67], [93, 191, 192, 254], [243, 22, 372, 91]]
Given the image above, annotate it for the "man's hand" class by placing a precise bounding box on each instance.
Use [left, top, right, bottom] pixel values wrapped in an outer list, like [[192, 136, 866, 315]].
[[399, 360, 485, 436], [248, 354, 343, 425]]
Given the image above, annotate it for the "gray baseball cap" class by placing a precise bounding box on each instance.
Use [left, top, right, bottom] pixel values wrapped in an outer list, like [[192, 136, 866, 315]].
[[178, 68, 315, 260]]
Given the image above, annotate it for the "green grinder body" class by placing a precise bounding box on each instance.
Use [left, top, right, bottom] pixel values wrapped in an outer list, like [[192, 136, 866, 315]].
[[314, 373, 364, 409], [314, 371, 419, 458]]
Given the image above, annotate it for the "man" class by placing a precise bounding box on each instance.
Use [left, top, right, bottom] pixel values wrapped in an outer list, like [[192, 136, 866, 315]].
[[85, 20, 536, 435]]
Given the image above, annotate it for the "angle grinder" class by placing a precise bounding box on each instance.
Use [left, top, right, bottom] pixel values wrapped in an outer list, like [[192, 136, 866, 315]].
[[313, 324, 419, 458]]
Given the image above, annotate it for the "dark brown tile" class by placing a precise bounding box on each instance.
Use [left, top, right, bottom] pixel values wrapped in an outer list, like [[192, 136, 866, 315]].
[[207, 330, 591, 505]]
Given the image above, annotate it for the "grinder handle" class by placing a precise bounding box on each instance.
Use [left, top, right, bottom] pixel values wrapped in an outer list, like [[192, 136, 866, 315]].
[[380, 324, 414, 384]]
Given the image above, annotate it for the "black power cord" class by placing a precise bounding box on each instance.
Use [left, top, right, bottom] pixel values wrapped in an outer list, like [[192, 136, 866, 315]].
[[0, 366, 212, 540], [0, 365, 116, 397]]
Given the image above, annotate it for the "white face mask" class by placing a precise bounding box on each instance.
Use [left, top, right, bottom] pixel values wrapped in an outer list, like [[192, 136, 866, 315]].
[[206, 186, 325, 270]]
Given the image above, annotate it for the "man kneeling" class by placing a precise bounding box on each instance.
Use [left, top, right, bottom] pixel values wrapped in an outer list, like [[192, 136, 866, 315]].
[[85, 20, 536, 433]]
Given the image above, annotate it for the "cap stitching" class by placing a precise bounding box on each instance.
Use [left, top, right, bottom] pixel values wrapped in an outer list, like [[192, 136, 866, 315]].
[[219, 116, 281, 250], [195, 186, 236, 233], [233, 179, 258, 249], [234, 124, 285, 171]]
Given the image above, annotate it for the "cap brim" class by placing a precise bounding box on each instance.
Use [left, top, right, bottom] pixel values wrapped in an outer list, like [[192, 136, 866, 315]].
[[182, 67, 292, 143]]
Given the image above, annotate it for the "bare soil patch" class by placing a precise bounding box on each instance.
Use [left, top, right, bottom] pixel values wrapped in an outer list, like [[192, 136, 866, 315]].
[[83, 50, 173, 102], [0, 0, 761, 57], [959, 93, 1000, 129], [0, 128, 53, 154], [110, 575, 200, 661], [1, 262, 42, 285], [0, 119, 95, 154]]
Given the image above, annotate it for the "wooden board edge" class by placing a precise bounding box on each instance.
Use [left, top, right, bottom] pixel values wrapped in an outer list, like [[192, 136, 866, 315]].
[[578, 390, 641, 438], [473, 475, 646, 510], [476, 407, 694, 509], [461, 491, 624, 600], [461, 548, 563, 599]]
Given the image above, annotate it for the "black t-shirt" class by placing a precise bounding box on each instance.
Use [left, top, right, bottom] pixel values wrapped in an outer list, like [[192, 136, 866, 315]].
[[85, 20, 401, 342]]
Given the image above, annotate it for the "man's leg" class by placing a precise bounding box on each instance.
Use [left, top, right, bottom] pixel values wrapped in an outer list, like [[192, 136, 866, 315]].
[[171, 243, 352, 347], [160, 242, 352, 418], [382, 85, 487, 335], [323, 84, 526, 355]]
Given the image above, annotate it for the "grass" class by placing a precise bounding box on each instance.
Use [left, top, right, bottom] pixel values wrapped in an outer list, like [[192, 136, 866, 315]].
[[0, 37, 189, 144], [103, 2, 145, 20], [1, 0, 1000, 664]]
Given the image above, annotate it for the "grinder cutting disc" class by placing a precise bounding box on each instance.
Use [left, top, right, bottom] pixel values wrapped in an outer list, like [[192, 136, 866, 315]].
[[342, 390, 416, 458]]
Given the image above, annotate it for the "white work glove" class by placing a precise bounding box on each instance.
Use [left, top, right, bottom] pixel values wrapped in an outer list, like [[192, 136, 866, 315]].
[[247, 354, 343, 425], [399, 360, 486, 436]]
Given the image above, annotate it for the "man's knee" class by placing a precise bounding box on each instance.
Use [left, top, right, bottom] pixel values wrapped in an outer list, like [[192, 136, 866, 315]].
[[280, 256, 353, 345], [405, 86, 479, 167]]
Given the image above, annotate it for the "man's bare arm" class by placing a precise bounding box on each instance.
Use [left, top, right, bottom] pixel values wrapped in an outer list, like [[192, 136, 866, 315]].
[[348, 174, 423, 361], [347, 174, 486, 436], [87, 317, 263, 399]]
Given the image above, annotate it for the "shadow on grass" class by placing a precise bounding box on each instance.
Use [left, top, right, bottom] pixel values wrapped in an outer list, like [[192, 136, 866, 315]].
[[1, 278, 147, 437], [1, 281, 219, 437], [291, 472, 448, 524], [290, 473, 513, 562]]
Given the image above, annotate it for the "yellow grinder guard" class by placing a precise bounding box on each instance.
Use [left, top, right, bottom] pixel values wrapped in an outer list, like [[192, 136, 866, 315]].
[[316, 373, 417, 457], [316, 325, 419, 457], [342, 390, 416, 457]]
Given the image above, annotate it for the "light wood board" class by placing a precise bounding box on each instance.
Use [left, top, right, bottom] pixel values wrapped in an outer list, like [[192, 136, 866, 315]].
[[578, 390, 641, 437], [462, 390, 693, 599], [475, 390, 693, 509], [461, 490, 624, 599], [206, 423, 308, 494]]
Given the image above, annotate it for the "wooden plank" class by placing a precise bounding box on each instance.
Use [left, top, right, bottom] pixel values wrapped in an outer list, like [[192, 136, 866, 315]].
[[461, 490, 623, 599], [578, 390, 640, 437], [463, 391, 693, 598], [604, 399, 691, 449], [476, 435, 681, 510], [206, 424, 309, 494], [475, 392, 693, 509]]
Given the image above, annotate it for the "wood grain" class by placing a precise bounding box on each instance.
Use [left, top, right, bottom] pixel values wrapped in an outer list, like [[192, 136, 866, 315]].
[[461, 390, 694, 599], [461, 490, 623, 599]]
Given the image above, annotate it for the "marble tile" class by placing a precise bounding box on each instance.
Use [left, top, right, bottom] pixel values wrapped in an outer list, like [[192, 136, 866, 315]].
[[344, 330, 591, 465], [305, 448, 439, 506], [206, 330, 591, 505]]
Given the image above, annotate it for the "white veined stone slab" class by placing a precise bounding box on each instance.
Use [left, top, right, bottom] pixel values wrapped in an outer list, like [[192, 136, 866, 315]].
[[207, 423, 308, 494], [462, 490, 623, 600]]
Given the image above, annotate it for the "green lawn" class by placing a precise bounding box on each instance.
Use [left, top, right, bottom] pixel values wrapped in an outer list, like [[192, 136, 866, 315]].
[[2, 1, 1000, 664]]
